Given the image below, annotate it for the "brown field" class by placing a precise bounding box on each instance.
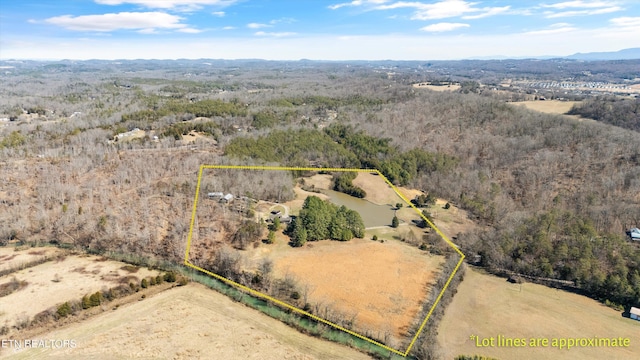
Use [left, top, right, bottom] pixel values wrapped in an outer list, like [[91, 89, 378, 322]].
[[511, 100, 581, 115], [430, 199, 480, 241], [302, 173, 333, 190], [412, 83, 461, 92], [2, 283, 372, 360], [0, 252, 159, 331], [352, 172, 423, 206], [0, 247, 61, 272], [259, 237, 445, 341], [438, 267, 640, 360]]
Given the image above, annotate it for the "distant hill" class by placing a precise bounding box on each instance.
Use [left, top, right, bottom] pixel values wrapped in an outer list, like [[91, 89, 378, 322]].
[[566, 48, 640, 60], [464, 48, 640, 61]]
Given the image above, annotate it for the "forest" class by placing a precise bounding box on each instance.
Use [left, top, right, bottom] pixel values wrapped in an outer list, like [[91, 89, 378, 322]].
[[1, 58, 640, 358], [568, 97, 640, 132]]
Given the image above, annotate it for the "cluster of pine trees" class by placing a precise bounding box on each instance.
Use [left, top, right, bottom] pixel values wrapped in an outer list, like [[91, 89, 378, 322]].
[[121, 98, 247, 124], [286, 196, 365, 246], [332, 172, 366, 198], [226, 124, 457, 185]]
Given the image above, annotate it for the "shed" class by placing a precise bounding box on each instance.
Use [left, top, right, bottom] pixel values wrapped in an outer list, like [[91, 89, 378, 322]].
[[221, 193, 234, 203], [208, 192, 223, 199], [631, 307, 640, 321]]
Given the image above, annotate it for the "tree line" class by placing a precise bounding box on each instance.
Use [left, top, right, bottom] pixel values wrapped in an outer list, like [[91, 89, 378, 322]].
[[225, 124, 458, 186], [568, 97, 640, 132]]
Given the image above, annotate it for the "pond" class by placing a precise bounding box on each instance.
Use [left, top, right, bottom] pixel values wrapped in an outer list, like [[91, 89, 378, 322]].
[[320, 189, 396, 228]]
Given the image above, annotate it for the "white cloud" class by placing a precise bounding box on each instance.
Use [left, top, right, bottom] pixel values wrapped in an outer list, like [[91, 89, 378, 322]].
[[270, 17, 296, 25], [550, 22, 573, 27], [541, 1, 619, 9], [541, 1, 623, 17], [328, 0, 389, 10], [462, 6, 510, 19], [44, 12, 188, 32], [95, 0, 237, 11], [247, 22, 270, 29], [372, 0, 510, 20], [523, 25, 577, 35], [137, 28, 157, 34], [420, 22, 469, 32], [222, 26, 236, 30], [212, 11, 225, 17], [254, 31, 296, 37], [610, 16, 640, 27], [545, 6, 622, 17], [177, 27, 203, 33]]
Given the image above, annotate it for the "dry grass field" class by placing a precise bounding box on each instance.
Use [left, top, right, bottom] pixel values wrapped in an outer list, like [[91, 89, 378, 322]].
[[412, 83, 461, 92], [0, 252, 159, 332], [430, 199, 479, 242], [438, 267, 640, 360], [0, 247, 61, 272], [2, 283, 372, 360], [261, 237, 444, 341], [352, 172, 422, 206], [511, 100, 581, 115]]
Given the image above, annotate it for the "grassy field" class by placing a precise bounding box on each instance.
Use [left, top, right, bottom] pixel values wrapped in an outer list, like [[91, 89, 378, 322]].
[[430, 199, 480, 242], [438, 267, 640, 360], [192, 170, 453, 351], [412, 83, 461, 92], [352, 172, 422, 206], [262, 237, 444, 343], [0, 250, 160, 333], [2, 283, 372, 360], [0, 247, 60, 272], [511, 100, 581, 115]]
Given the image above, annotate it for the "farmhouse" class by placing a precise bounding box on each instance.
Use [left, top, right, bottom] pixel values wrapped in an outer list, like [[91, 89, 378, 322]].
[[631, 307, 640, 321]]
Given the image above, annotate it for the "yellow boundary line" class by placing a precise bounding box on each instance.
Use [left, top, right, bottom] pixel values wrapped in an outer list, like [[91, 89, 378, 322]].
[[183, 165, 465, 357]]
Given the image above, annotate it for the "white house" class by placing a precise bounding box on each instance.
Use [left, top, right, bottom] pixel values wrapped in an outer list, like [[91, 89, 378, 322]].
[[631, 307, 640, 321]]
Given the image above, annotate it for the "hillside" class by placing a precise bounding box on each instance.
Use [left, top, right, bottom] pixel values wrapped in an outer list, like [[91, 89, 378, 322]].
[[1, 60, 639, 358]]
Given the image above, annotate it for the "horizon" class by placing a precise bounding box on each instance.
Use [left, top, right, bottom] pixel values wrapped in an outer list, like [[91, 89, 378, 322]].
[[1, 50, 639, 62], [1, 1, 640, 61]]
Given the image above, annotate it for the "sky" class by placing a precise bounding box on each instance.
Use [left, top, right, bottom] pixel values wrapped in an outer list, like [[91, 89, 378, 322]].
[[1, 0, 639, 60]]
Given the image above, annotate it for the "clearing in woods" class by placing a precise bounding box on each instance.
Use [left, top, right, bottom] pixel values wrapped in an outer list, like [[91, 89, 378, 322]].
[[184, 165, 464, 356], [511, 100, 581, 116], [412, 82, 462, 92], [2, 283, 371, 360], [438, 267, 640, 360]]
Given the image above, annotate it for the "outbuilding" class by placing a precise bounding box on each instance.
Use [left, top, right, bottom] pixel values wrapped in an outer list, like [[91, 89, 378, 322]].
[[221, 193, 234, 203], [208, 192, 223, 200], [631, 307, 640, 321]]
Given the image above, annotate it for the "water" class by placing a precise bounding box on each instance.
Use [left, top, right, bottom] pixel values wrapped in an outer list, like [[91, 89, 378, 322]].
[[321, 189, 395, 228]]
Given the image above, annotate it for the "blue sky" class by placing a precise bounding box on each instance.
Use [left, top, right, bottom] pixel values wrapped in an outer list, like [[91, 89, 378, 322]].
[[1, 0, 639, 60]]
